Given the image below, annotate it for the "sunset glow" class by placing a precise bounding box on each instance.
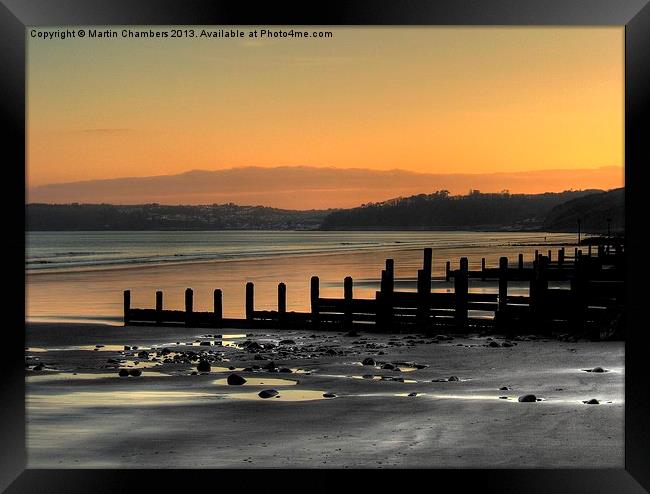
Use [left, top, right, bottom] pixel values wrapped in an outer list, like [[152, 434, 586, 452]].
[[27, 26, 624, 205]]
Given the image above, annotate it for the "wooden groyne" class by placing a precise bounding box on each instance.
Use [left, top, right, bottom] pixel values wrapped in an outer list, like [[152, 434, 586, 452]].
[[124, 243, 625, 338]]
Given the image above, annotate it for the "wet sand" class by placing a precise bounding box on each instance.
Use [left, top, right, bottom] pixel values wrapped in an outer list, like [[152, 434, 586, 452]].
[[26, 322, 623, 468]]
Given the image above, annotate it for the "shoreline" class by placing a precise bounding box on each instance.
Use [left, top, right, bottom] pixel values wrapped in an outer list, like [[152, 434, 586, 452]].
[[25, 321, 624, 468]]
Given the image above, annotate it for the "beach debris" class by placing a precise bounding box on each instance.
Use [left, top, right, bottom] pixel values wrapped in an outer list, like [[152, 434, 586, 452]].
[[258, 389, 279, 399], [518, 394, 537, 402], [323, 393, 337, 398], [227, 374, 247, 385], [362, 358, 376, 366], [118, 369, 129, 377], [583, 399, 600, 405], [128, 369, 142, 377], [197, 360, 211, 373]]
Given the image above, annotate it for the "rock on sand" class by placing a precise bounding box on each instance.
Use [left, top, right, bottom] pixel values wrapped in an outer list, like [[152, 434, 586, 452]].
[[258, 389, 279, 399], [197, 360, 211, 373], [227, 374, 247, 385], [518, 394, 537, 402]]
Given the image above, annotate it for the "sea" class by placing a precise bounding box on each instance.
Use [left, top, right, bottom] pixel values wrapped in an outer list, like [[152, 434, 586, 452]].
[[26, 230, 578, 325]]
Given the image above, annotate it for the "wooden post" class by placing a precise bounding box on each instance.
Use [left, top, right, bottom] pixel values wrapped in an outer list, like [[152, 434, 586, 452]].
[[570, 256, 587, 335], [498, 257, 508, 313], [529, 258, 538, 318], [536, 256, 549, 333], [344, 276, 353, 331], [213, 289, 222, 327], [481, 258, 486, 281], [547, 250, 552, 261], [497, 257, 509, 332], [445, 261, 451, 282], [423, 248, 432, 279], [185, 288, 193, 327], [123, 290, 131, 325], [534, 250, 539, 262], [278, 282, 286, 319], [245, 282, 254, 322], [455, 257, 469, 327], [417, 268, 431, 330], [310, 276, 320, 329], [385, 259, 395, 292], [558, 248, 565, 267], [155, 290, 163, 325], [518, 253, 524, 272]]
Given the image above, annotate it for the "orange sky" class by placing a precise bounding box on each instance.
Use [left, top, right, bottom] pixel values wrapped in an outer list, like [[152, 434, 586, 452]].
[[27, 27, 624, 202]]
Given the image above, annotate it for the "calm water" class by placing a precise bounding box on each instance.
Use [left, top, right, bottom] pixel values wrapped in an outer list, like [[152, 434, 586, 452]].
[[26, 231, 578, 323]]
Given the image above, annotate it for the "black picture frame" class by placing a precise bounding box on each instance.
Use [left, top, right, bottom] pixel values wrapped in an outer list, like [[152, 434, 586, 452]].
[[2, 0, 649, 492]]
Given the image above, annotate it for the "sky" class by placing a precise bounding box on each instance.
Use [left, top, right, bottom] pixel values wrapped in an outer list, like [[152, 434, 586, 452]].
[[27, 26, 624, 206]]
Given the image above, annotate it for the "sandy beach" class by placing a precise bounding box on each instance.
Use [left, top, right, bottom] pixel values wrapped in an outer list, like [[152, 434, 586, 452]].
[[25, 322, 624, 468]]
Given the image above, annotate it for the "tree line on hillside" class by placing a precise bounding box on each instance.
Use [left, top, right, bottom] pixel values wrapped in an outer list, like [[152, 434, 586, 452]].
[[26, 188, 624, 233], [319, 189, 608, 231]]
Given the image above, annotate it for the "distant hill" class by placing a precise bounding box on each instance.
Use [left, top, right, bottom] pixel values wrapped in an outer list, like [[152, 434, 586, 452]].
[[26, 203, 330, 231], [27, 188, 624, 232], [27, 165, 622, 210], [542, 188, 624, 234], [319, 190, 606, 231]]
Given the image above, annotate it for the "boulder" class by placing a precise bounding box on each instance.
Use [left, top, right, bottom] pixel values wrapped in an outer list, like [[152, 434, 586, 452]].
[[128, 369, 142, 377], [118, 369, 129, 377], [227, 374, 247, 385], [323, 393, 337, 398], [381, 363, 396, 370], [362, 358, 376, 366], [279, 368, 293, 373], [488, 341, 501, 348], [196, 360, 211, 373], [258, 389, 279, 399], [407, 392, 418, 397], [279, 339, 296, 345], [584, 398, 600, 404], [447, 376, 460, 381]]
